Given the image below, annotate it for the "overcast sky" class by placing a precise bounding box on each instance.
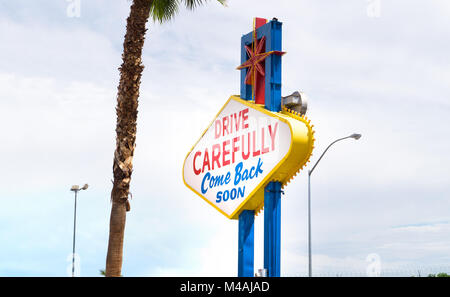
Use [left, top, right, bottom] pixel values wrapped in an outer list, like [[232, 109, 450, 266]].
[[0, 0, 449, 276]]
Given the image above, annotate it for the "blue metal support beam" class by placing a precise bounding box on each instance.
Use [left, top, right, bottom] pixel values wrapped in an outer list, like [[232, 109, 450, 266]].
[[238, 210, 255, 277], [264, 182, 281, 277], [263, 19, 283, 277], [264, 20, 283, 112], [239, 18, 284, 278]]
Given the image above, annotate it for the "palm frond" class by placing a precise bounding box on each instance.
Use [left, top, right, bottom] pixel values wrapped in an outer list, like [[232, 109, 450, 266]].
[[150, 0, 179, 23], [183, 0, 205, 10], [216, 0, 227, 7], [150, 0, 227, 23]]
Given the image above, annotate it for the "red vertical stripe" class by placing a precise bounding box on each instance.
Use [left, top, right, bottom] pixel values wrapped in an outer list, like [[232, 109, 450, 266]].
[[254, 18, 267, 105]]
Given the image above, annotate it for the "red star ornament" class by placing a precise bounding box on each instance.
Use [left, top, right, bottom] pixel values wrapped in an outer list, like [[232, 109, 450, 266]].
[[237, 35, 285, 101]]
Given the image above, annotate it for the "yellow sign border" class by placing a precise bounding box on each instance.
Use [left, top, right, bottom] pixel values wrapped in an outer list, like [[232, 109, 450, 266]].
[[182, 95, 306, 220]]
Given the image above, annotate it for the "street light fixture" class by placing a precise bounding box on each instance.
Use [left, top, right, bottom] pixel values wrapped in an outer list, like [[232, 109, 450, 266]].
[[70, 183, 88, 277], [349, 133, 362, 140], [307, 134, 361, 277]]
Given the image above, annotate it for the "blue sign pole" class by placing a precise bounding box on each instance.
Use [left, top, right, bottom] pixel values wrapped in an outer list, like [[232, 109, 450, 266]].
[[239, 18, 283, 277], [261, 19, 283, 277], [264, 181, 282, 277], [238, 210, 255, 276]]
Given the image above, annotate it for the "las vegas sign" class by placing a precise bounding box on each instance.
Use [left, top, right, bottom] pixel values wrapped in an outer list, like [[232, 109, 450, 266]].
[[183, 95, 314, 219]]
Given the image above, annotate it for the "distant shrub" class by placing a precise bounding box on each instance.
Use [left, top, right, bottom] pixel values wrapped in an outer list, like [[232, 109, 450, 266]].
[[428, 273, 450, 277]]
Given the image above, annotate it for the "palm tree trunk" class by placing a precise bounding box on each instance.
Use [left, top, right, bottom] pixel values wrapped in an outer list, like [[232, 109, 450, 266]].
[[105, 0, 152, 277]]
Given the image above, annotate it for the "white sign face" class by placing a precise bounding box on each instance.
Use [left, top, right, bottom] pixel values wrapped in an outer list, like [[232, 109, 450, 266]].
[[183, 96, 292, 219]]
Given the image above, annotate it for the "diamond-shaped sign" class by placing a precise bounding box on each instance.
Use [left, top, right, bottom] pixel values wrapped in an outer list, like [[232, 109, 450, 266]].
[[183, 96, 314, 219]]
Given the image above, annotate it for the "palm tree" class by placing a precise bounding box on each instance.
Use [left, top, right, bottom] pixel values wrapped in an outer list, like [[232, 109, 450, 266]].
[[105, 0, 226, 277]]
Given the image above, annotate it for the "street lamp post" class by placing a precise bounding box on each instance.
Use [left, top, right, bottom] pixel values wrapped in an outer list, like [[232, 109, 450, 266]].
[[307, 133, 361, 277], [70, 183, 88, 277]]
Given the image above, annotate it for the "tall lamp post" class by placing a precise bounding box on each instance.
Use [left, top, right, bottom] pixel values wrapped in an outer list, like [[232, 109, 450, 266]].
[[70, 183, 88, 277], [307, 133, 361, 277]]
